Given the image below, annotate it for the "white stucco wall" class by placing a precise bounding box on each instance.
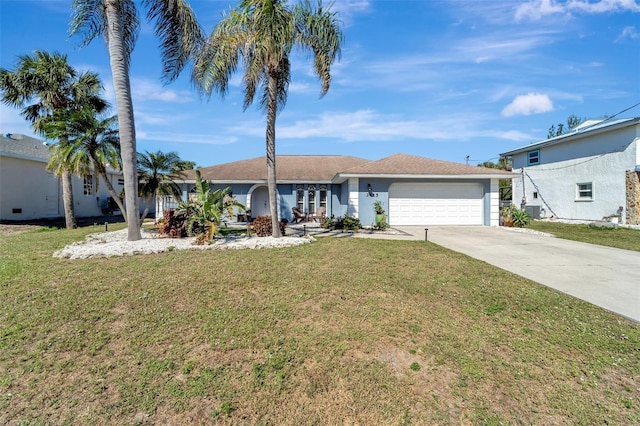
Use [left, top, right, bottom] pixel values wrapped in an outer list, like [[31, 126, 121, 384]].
[[0, 155, 124, 221], [511, 128, 638, 221], [0, 155, 59, 220]]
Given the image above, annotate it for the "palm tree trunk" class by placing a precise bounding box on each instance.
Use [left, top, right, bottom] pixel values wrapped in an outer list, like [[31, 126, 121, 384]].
[[139, 197, 152, 225], [61, 170, 77, 229], [95, 162, 127, 218], [266, 71, 281, 237], [105, 0, 141, 241]]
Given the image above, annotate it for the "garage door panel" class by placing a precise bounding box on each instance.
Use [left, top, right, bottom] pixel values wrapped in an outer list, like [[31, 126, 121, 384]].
[[389, 183, 483, 225]]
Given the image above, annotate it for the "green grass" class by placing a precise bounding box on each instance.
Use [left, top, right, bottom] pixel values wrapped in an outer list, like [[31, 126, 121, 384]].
[[1, 224, 639, 424], [527, 220, 640, 252]]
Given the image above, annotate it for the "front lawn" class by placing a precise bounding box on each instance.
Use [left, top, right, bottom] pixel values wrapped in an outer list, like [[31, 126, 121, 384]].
[[527, 220, 640, 252], [1, 225, 638, 424]]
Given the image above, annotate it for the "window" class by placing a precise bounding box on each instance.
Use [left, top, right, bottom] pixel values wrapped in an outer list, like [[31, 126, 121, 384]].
[[533, 191, 538, 199], [576, 182, 593, 200], [527, 150, 540, 166], [118, 178, 124, 186], [83, 176, 94, 195], [319, 185, 327, 210], [296, 185, 305, 212], [308, 185, 316, 215]]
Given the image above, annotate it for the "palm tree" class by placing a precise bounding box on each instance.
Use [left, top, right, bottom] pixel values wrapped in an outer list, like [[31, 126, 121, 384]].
[[70, 0, 204, 241], [137, 150, 185, 225], [49, 109, 127, 216], [192, 0, 343, 237], [0, 51, 107, 229]]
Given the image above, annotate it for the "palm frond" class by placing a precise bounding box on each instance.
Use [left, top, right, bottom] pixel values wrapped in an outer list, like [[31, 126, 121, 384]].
[[70, 0, 107, 47], [71, 0, 140, 69], [144, 0, 204, 83], [294, 0, 343, 96]]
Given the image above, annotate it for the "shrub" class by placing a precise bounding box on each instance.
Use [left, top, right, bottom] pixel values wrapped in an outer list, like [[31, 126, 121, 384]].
[[511, 208, 531, 227], [251, 216, 273, 237], [194, 233, 210, 245], [248, 216, 287, 237], [343, 216, 362, 231], [500, 206, 531, 228], [156, 209, 187, 238], [322, 215, 362, 231]]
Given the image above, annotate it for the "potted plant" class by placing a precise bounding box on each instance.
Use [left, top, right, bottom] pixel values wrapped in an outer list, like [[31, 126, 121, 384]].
[[373, 200, 387, 229]]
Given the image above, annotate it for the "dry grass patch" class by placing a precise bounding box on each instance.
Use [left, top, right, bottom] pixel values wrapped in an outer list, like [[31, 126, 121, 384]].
[[527, 220, 640, 252], [0, 225, 638, 425]]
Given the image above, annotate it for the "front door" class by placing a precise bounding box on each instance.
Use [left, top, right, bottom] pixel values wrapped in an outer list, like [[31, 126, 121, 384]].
[[251, 186, 270, 217]]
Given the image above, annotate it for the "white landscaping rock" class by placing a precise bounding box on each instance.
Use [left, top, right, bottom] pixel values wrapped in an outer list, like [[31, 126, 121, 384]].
[[53, 228, 314, 259]]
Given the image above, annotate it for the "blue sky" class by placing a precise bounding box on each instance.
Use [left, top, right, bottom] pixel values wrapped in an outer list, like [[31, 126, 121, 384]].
[[1, 0, 639, 167]]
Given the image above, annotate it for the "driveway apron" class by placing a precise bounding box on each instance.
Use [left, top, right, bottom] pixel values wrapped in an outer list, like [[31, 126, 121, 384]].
[[394, 226, 640, 323]]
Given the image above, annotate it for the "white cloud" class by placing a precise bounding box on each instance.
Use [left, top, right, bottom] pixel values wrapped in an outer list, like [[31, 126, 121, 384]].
[[616, 25, 640, 41], [515, 0, 565, 21], [498, 130, 538, 141], [516, 0, 640, 21], [225, 109, 536, 143], [130, 78, 194, 103], [568, 0, 640, 14], [501, 93, 554, 117], [288, 81, 314, 94], [136, 131, 237, 145], [331, 0, 372, 25]]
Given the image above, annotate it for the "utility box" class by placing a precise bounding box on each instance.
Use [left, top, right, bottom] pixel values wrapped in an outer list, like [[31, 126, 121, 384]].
[[525, 205, 541, 220]]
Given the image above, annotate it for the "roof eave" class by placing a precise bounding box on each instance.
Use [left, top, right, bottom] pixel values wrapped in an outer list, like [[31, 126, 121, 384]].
[[501, 117, 640, 157], [333, 173, 517, 183], [174, 179, 334, 185]]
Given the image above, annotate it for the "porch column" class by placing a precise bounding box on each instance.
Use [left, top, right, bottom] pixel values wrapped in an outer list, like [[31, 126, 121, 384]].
[[348, 178, 359, 218], [490, 178, 500, 226]]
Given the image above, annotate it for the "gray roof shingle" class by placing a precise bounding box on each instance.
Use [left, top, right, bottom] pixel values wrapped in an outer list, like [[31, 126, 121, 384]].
[[181, 153, 515, 183], [338, 153, 516, 177], [0, 133, 51, 162], [184, 155, 371, 182]]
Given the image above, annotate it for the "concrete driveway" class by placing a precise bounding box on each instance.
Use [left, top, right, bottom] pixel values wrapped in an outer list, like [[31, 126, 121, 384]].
[[393, 226, 640, 323]]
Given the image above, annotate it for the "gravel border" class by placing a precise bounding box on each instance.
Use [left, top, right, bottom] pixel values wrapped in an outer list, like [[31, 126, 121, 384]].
[[499, 226, 555, 237], [53, 228, 314, 259]]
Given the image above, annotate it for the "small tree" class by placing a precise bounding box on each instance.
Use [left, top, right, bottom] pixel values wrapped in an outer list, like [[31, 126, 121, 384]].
[[547, 114, 583, 138], [45, 109, 127, 217], [177, 170, 245, 241], [137, 150, 186, 225]]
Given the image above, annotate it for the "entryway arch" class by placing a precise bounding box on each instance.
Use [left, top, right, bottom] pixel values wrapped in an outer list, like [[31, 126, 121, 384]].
[[246, 184, 281, 218]]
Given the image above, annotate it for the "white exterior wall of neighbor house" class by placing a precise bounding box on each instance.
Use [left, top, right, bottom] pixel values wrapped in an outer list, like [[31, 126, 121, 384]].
[[0, 154, 61, 220], [1, 148, 124, 221], [510, 125, 639, 222]]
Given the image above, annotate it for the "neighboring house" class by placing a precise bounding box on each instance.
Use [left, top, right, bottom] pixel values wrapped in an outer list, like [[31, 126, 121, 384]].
[[165, 153, 516, 226], [0, 133, 124, 221], [500, 117, 640, 224]]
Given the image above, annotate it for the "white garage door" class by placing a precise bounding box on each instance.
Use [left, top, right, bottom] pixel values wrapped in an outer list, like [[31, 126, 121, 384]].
[[389, 183, 483, 225]]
